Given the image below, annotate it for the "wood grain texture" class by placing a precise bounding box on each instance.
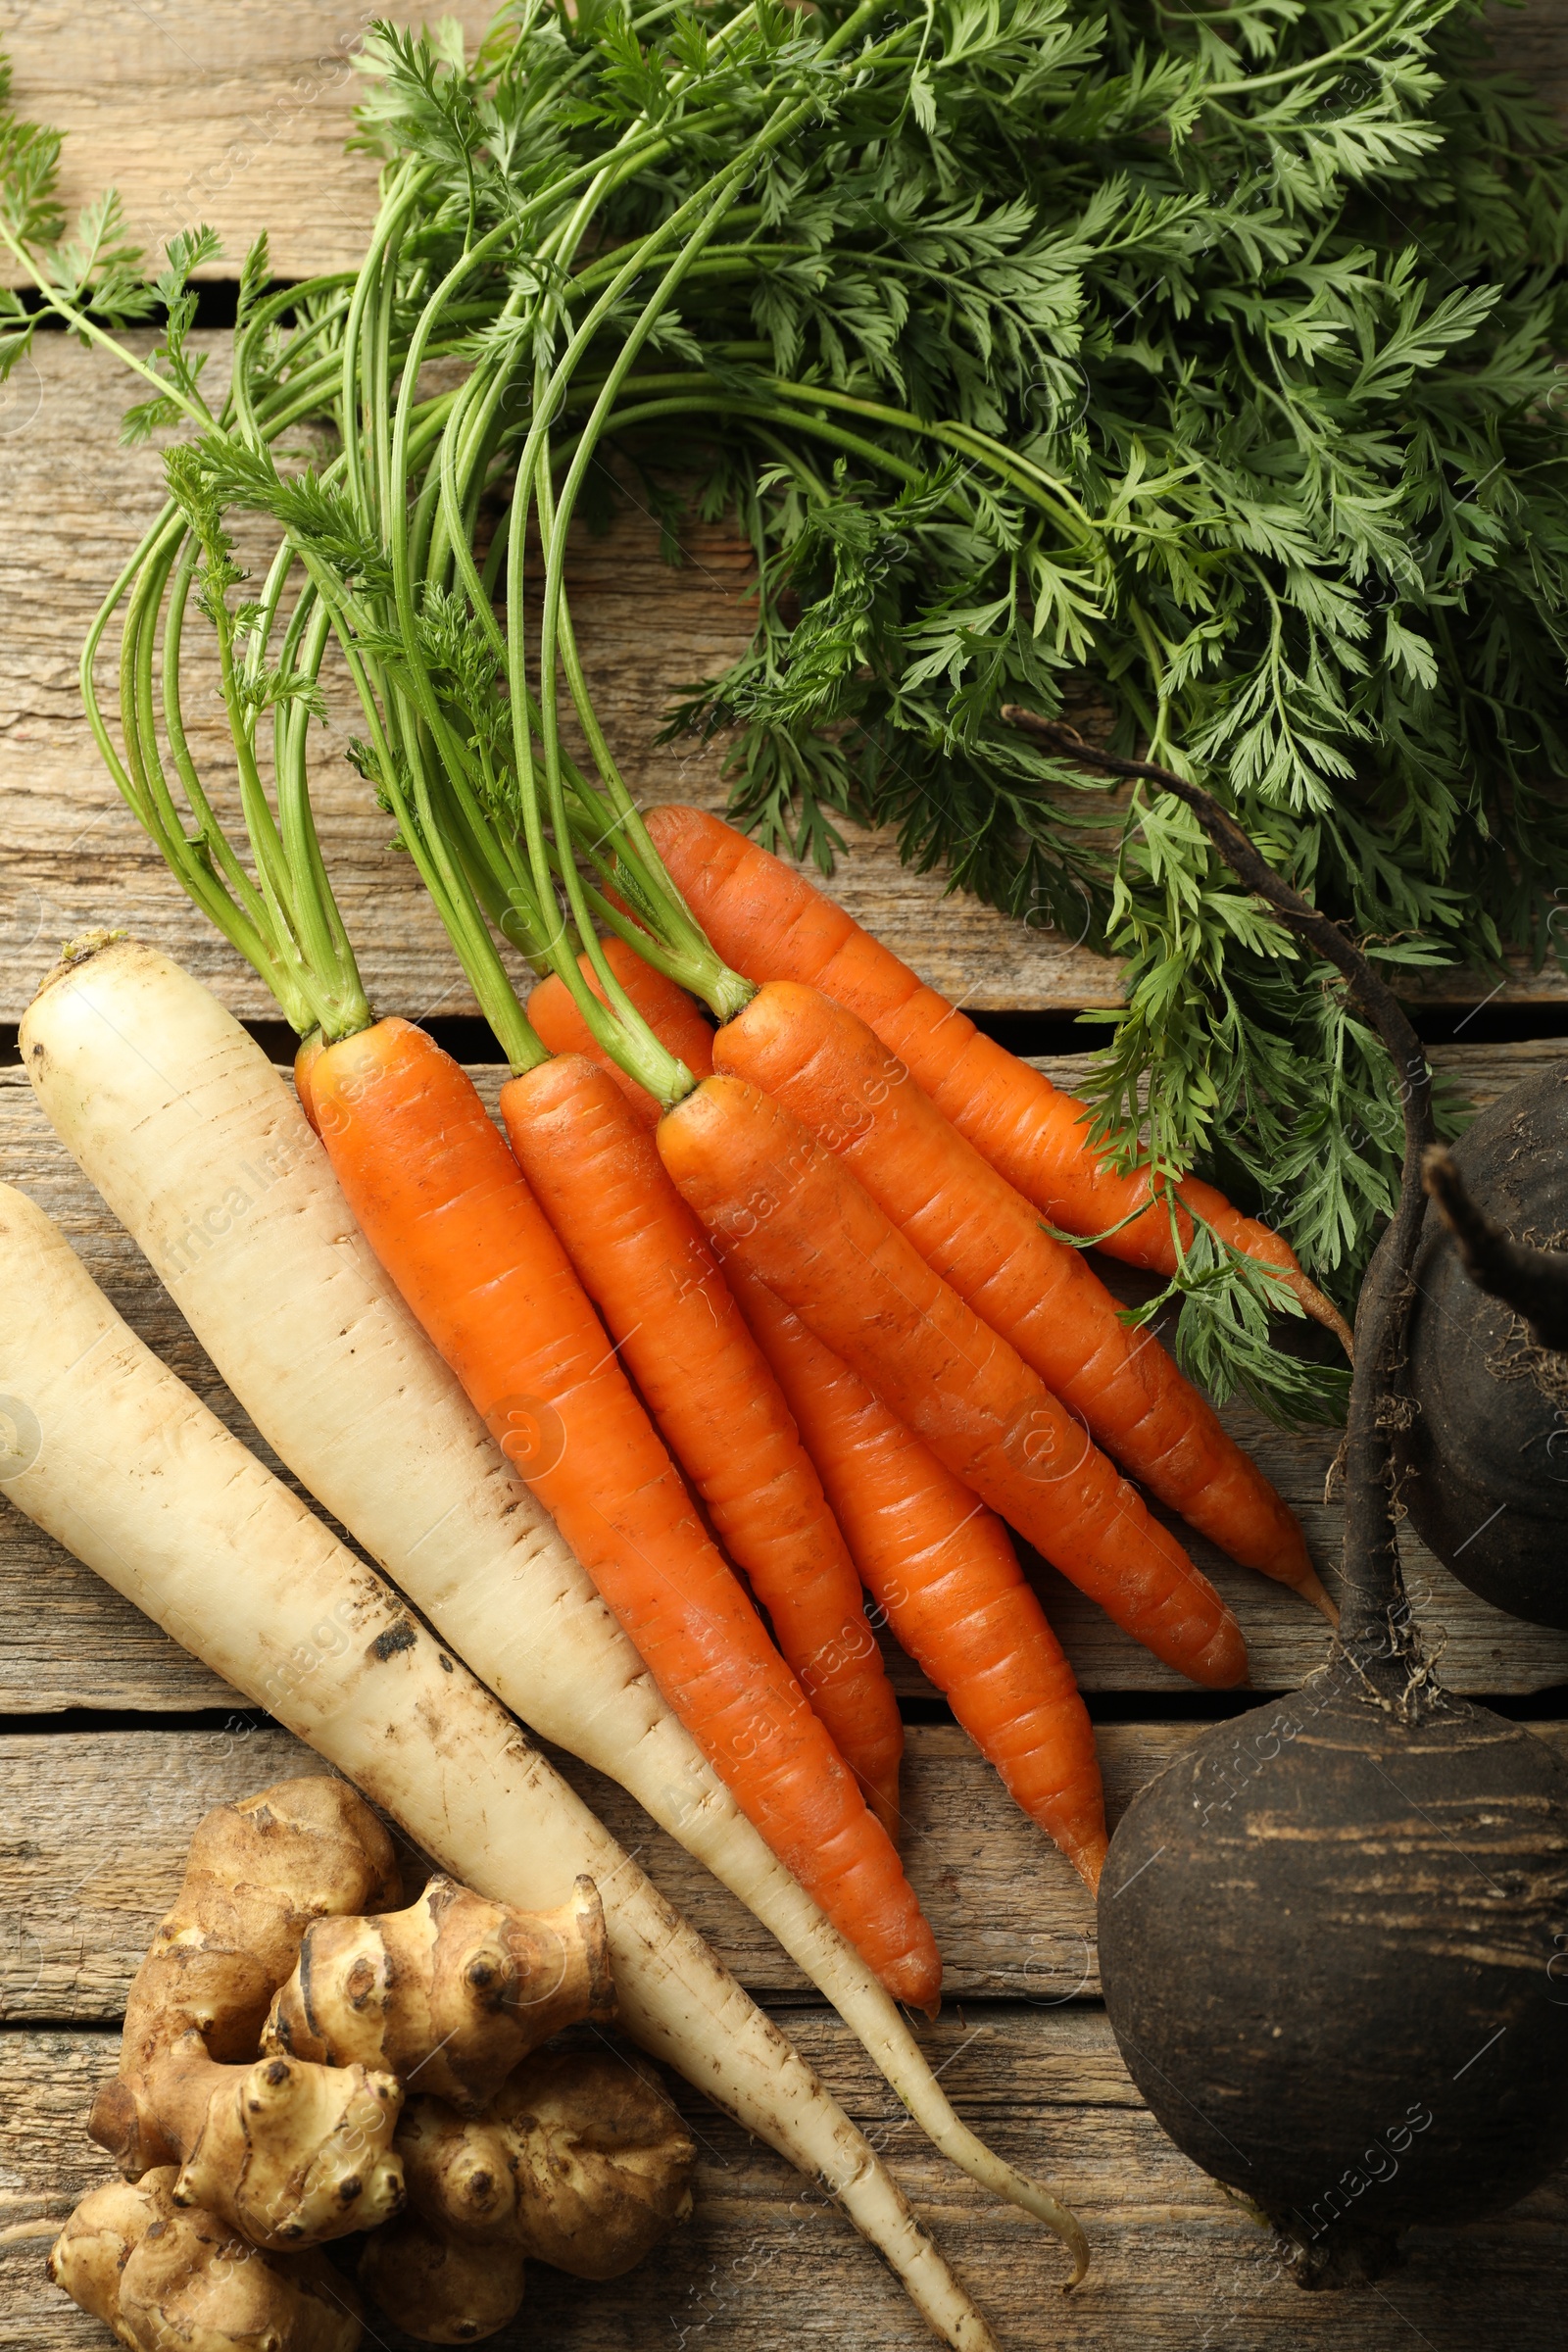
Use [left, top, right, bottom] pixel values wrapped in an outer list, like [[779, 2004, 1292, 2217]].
[[4, 1721, 1566, 2016], [2, 2017, 1565, 2352], [0, 5, 498, 282], [4, 1042, 1568, 1714], [0, 1723, 1190, 2013]]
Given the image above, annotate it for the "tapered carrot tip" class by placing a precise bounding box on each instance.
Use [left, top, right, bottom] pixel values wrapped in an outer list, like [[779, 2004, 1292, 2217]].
[[1074, 1833, 1109, 1894], [1294, 1272, 1355, 1357]]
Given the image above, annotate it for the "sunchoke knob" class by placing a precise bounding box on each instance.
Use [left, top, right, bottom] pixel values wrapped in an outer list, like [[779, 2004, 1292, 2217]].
[[264, 1874, 613, 2111], [48, 2166, 363, 2351], [390, 2048, 695, 2274], [176, 2051, 406, 2251], [358, 2050, 695, 2343], [398, 2100, 518, 2238]]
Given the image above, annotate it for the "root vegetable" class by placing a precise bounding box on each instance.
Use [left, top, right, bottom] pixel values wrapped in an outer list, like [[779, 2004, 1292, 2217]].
[[658, 1072, 1247, 1691], [20, 936, 1084, 2261], [1079, 750, 1568, 2285], [0, 1180, 1012, 2344], [48, 2168, 362, 2352], [87, 1779, 405, 2251], [527, 935, 718, 1127], [367, 2047, 698, 2337], [1396, 1089, 1568, 1626], [645, 802, 1347, 1341], [307, 1014, 935, 2004], [405, 2049, 697, 2277], [503, 1048, 905, 1839], [359, 2215, 526, 2344], [712, 979, 1323, 1608], [265, 1875, 614, 2109], [721, 1250, 1108, 1884]]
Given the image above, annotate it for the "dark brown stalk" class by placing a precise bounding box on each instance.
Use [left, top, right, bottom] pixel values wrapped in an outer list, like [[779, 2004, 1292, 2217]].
[[1423, 1146, 1568, 1352], [1002, 709, 1432, 1674]]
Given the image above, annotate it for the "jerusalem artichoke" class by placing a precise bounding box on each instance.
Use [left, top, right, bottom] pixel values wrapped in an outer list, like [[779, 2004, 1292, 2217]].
[[399, 2048, 696, 2276], [361, 2048, 697, 2340], [359, 2216, 527, 2345], [88, 1780, 407, 2252], [48, 2167, 362, 2352], [265, 1875, 613, 2109]]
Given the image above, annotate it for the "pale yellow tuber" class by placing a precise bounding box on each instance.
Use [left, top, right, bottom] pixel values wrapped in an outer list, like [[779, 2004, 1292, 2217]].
[[359, 2215, 527, 2345], [358, 2046, 697, 2338], [264, 1874, 613, 2110], [500, 2049, 697, 2278], [47, 2166, 362, 2352], [88, 1778, 407, 2252], [70, 1773, 690, 2351]]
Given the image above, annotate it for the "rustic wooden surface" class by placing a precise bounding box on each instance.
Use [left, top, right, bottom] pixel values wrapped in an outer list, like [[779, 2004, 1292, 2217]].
[[0, 4, 499, 283], [3, 8, 1568, 2350], [5, 1720, 1568, 2016]]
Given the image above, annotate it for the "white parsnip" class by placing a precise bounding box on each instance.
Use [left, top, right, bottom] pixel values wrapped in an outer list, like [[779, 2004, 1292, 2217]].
[[21, 937, 1085, 2274], [0, 1179, 996, 2351]]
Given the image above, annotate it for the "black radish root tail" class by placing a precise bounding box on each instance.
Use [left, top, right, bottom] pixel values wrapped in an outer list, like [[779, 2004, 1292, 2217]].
[[1010, 715, 1568, 2287], [1423, 1147, 1568, 1354]]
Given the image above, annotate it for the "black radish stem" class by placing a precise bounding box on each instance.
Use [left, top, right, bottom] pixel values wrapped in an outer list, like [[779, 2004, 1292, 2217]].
[[1005, 709, 1568, 2287]]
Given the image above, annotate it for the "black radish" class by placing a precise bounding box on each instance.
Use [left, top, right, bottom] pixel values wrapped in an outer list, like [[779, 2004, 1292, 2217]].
[[1399, 1079, 1568, 1626], [1011, 718, 1568, 2288]]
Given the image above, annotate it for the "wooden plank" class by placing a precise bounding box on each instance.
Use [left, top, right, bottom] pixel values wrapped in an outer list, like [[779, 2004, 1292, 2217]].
[[0, 6, 498, 284], [4, 1719, 1567, 2017], [0, 1721, 1144, 2014], [0, 330, 1123, 1020], [2, 2018, 1565, 2351], [6, 1040, 1568, 1713]]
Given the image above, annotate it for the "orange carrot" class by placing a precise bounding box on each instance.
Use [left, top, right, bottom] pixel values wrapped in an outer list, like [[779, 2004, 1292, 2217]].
[[528, 935, 715, 1128], [646, 805, 1349, 1344], [657, 1075, 1248, 1690], [502, 1051, 906, 1840], [722, 1250, 1108, 1886], [714, 982, 1331, 1617], [308, 1017, 941, 2010]]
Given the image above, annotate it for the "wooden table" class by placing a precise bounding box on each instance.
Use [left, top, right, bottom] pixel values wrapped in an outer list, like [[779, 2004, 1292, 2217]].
[[3, 10, 1567, 2348]]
